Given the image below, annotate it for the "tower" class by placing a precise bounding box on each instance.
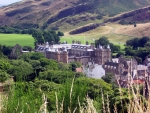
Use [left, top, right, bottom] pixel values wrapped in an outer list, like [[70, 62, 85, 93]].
[[62, 47, 68, 63], [55, 48, 60, 62], [106, 45, 111, 62]]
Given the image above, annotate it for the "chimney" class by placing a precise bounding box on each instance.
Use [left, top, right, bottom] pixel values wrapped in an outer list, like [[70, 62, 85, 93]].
[[91, 43, 95, 49], [51, 41, 54, 47], [86, 41, 89, 45]]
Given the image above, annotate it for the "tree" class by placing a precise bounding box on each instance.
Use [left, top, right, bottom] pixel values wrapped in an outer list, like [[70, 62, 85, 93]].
[[95, 36, 109, 47], [32, 30, 44, 44], [139, 36, 150, 47], [58, 62, 69, 70], [43, 30, 55, 43], [69, 62, 81, 71], [116, 51, 124, 58], [0, 59, 10, 71], [2, 45, 13, 56], [101, 73, 116, 85], [39, 58, 58, 70], [126, 38, 139, 49], [109, 43, 121, 53], [144, 41, 150, 48], [19, 52, 45, 61], [22, 46, 32, 51], [8, 60, 34, 81], [57, 31, 64, 36], [30, 52, 45, 60], [134, 22, 137, 27], [0, 70, 9, 83]]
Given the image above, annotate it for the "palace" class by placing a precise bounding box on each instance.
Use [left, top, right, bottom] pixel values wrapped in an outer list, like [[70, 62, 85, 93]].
[[35, 42, 111, 65]]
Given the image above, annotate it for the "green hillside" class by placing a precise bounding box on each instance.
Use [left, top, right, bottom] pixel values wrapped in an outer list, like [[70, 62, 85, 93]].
[[0, 0, 150, 31]]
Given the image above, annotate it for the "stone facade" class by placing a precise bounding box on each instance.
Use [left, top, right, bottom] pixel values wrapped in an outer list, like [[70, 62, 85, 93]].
[[9, 44, 23, 59], [35, 42, 111, 65], [9, 44, 30, 59]]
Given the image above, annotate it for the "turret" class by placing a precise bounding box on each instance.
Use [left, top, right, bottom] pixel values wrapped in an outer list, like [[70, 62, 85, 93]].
[[99, 44, 103, 49], [90, 43, 95, 50]]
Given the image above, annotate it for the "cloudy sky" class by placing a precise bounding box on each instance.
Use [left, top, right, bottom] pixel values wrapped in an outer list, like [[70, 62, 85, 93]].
[[0, 0, 22, 5]]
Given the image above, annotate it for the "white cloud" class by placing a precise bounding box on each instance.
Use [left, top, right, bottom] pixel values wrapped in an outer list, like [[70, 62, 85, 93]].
[[0, 0, 22, 5]]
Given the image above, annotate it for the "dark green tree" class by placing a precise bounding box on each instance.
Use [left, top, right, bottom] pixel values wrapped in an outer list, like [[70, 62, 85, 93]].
[[32, 30, 44, 44], [2, 45, 13, 56], [126, 38, 139, 49], [22, 46, 32, 51], [95, 36, 109, 47], [57, 31, 64, 36], [139, 36, 150, 47]]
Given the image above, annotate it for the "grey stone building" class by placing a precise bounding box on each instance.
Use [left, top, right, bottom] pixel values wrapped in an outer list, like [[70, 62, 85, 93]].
[[35, 42, 111, 65]]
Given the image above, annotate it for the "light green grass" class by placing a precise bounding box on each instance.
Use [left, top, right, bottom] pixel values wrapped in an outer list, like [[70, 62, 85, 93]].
[[60, 35, 95, 44], [0, 34, 34, 48]]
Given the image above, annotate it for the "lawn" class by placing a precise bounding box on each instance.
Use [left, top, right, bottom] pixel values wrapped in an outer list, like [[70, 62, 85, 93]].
[[0, 34, 34, 48], [60, 35, 95, 44]]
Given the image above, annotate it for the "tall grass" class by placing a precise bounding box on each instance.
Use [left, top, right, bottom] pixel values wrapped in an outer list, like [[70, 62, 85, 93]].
[[2, 82, 43, 113], [2, 78, 150, 113]]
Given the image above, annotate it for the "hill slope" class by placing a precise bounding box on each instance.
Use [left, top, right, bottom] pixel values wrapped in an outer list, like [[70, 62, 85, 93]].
[[0, 0, 150, 30]]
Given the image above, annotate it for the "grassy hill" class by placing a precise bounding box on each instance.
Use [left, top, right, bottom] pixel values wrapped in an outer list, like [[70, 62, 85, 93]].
[[0, 0, 150, 31]]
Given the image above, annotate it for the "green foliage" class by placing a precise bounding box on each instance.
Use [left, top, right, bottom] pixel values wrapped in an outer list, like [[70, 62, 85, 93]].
[[2, 82, 43, 113], [125, 43, 150, 61], [30, 52, 45, 60], [29, 60, 41, 70], [126, 36, 150, 49], [116, 51, 125, 58], [110, 43, 121, 53], [69, 61, 82, 71], [0, 59, 10, 71], [39, 70, 75, 83], [58, 62, 69, 70], [76, 77, 113, 99], [19, 52, 45, 61], [95, 36, 109, 47], [22, 46, 32, 51], [1, 45, 13, 56], [58, 78, 87, 113], [43, 30, 60, 44], [95, 36, 121, 53], [57, 31, 64, 36], [8, 60, 34, 81], [101, 73, 114, 84], [32, 30, 44, 44], [40, 58, 58, 70], [0, 70, 9, 83], [110, 88, 130, 113]]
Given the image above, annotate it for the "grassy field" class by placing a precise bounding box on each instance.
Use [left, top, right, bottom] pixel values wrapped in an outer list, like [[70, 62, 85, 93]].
[[0, 34, 34, 48]]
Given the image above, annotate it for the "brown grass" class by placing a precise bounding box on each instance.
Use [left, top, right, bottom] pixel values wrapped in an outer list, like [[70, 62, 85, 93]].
[[114, 22, 150, 37]]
